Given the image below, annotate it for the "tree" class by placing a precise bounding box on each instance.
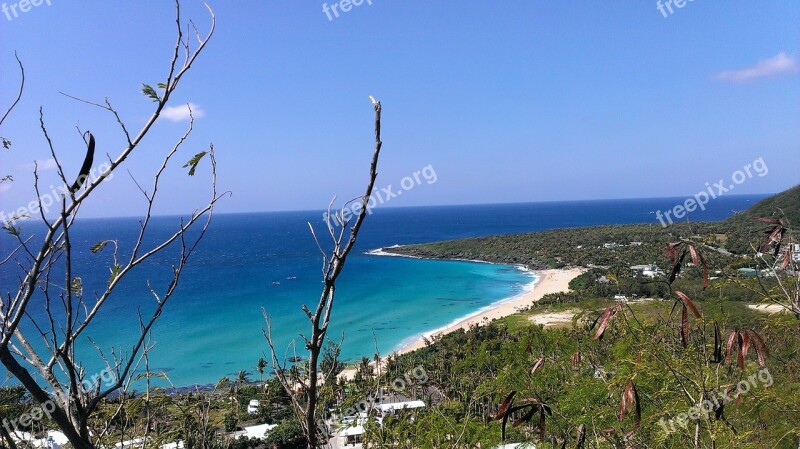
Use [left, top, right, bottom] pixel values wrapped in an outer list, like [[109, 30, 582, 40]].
[[319, 341, 343, 380], [236, 370, 251, 393], [264, 98, 383, 448], [257, 357, 268, 384], [0, 3, 220, 448], [264, 418, 306, 448]]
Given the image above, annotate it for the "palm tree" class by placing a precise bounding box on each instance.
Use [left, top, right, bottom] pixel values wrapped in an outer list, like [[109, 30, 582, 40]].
[[256, 357, 268, 384], [216, 375, 231, 390], [236, 370, 250, 393]]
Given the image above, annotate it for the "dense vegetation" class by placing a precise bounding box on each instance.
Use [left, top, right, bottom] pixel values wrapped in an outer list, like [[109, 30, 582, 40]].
[[387, 187, 799, 270], [375, 300, 800, 448], [362, 187, 800, 447], [2, 189, 797, 448]]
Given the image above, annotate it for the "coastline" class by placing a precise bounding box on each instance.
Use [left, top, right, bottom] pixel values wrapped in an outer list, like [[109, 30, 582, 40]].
[[338, 253, 584, 380], [394, 267, 584, 355]]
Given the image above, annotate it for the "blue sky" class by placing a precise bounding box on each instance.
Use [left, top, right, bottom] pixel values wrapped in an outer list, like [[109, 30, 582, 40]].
[[1, 1, 798, 218]]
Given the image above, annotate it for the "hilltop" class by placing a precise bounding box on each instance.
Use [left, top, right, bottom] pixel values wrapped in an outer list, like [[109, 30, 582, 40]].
[[385, 186, 799, 269]]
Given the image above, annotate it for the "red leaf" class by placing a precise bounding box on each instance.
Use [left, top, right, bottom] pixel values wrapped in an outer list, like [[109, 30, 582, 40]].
[[747, 329, 769, 367], [618, 383, 629, 422], [618, 381, 641, 431], [741, 331, 751, 360], [753, 217, 784, 224], [748, 329, 769, 356], [593, 306, 617, 340], [665, 242, 683, 262], [725, 331, 737, 365], [512, 405, 536, 427], [688, 245, 700, 266], [494, 391, 516, 420], [780, 246, 792, 270], [675, 291, 701, 318]]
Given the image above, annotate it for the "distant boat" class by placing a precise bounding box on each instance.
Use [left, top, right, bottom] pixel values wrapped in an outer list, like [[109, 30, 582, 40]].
[[289, 356, 303, 363], [286, 276, 297, 280], [272, 281, 281, 285]]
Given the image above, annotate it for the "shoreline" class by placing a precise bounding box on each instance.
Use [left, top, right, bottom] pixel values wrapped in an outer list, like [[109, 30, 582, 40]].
[[393, 267, 584, 356], [338, 251, 584, 380]]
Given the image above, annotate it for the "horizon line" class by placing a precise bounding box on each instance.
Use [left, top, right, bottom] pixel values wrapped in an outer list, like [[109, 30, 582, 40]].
[[35, 191, 774, 222]]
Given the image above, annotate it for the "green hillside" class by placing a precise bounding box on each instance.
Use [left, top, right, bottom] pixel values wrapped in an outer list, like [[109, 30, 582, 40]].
[[728, 184, 800, 225]]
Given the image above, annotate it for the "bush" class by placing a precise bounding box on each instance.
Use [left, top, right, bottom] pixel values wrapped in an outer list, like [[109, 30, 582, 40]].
[[263, 419, 306, 448]]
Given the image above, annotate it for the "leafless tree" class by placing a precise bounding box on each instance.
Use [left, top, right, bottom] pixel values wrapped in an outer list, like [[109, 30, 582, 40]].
[[264, 97, 383, 448], [0, 3, 222, 448]]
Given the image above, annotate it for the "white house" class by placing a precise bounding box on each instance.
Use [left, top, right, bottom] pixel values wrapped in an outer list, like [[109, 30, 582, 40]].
[[9, 431, 68, 449], [242, 423, 278, 440], [630, 264, 662, 278], [335, 400, 426, 445], [376, 400, 425, 415], [161, 441, 185, 449]]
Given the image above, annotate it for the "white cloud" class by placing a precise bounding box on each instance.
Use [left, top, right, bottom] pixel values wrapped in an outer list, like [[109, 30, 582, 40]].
[[23, 158, 58, 171], [0, 183, 11, 193], [38, 158, 58, 170], [161, 103, 206, 122], [714, 52, 799, 83]]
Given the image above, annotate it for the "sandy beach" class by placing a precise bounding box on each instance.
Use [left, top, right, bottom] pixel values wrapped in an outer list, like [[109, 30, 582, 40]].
[[338, 267, 583, 381], [395, 267, 584, 355]]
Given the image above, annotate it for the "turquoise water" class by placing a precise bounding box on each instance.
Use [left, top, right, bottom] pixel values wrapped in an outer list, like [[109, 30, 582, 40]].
[[144, 256, 534, 387], [0, 196, 766, 388]]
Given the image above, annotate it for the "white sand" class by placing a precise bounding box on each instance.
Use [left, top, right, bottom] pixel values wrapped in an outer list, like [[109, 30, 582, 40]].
[[747, 304, 789, 314], [396, 268, 584, 354], [338, 268, 583, 381], [528, 310, 578, 326]]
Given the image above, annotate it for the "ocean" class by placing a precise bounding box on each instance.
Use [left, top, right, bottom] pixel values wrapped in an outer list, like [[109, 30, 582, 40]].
[[0, 194, 766, 389]]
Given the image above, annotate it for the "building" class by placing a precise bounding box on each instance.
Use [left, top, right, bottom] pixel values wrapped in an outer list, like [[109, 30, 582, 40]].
[[228, 423, 278, 441], [242, 423, 278, 439], [8, 431, 68, 449], [630, 264, 662, 278], [376, 400, 425, 415], [335, 400, 426, 446], [737, 268, 758, 277]]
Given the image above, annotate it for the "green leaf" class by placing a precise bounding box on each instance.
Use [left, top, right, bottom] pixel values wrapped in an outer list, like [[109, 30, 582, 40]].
[[108, 264, 121, 285], [141, 83, 160, 102], [70, 277, 83, 294], [157, 82, 168, 89], [91, 241, 109, 253], [2, 222, 21, 237], [183, 151, 208, 176], [133, 371, 169, 382]]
